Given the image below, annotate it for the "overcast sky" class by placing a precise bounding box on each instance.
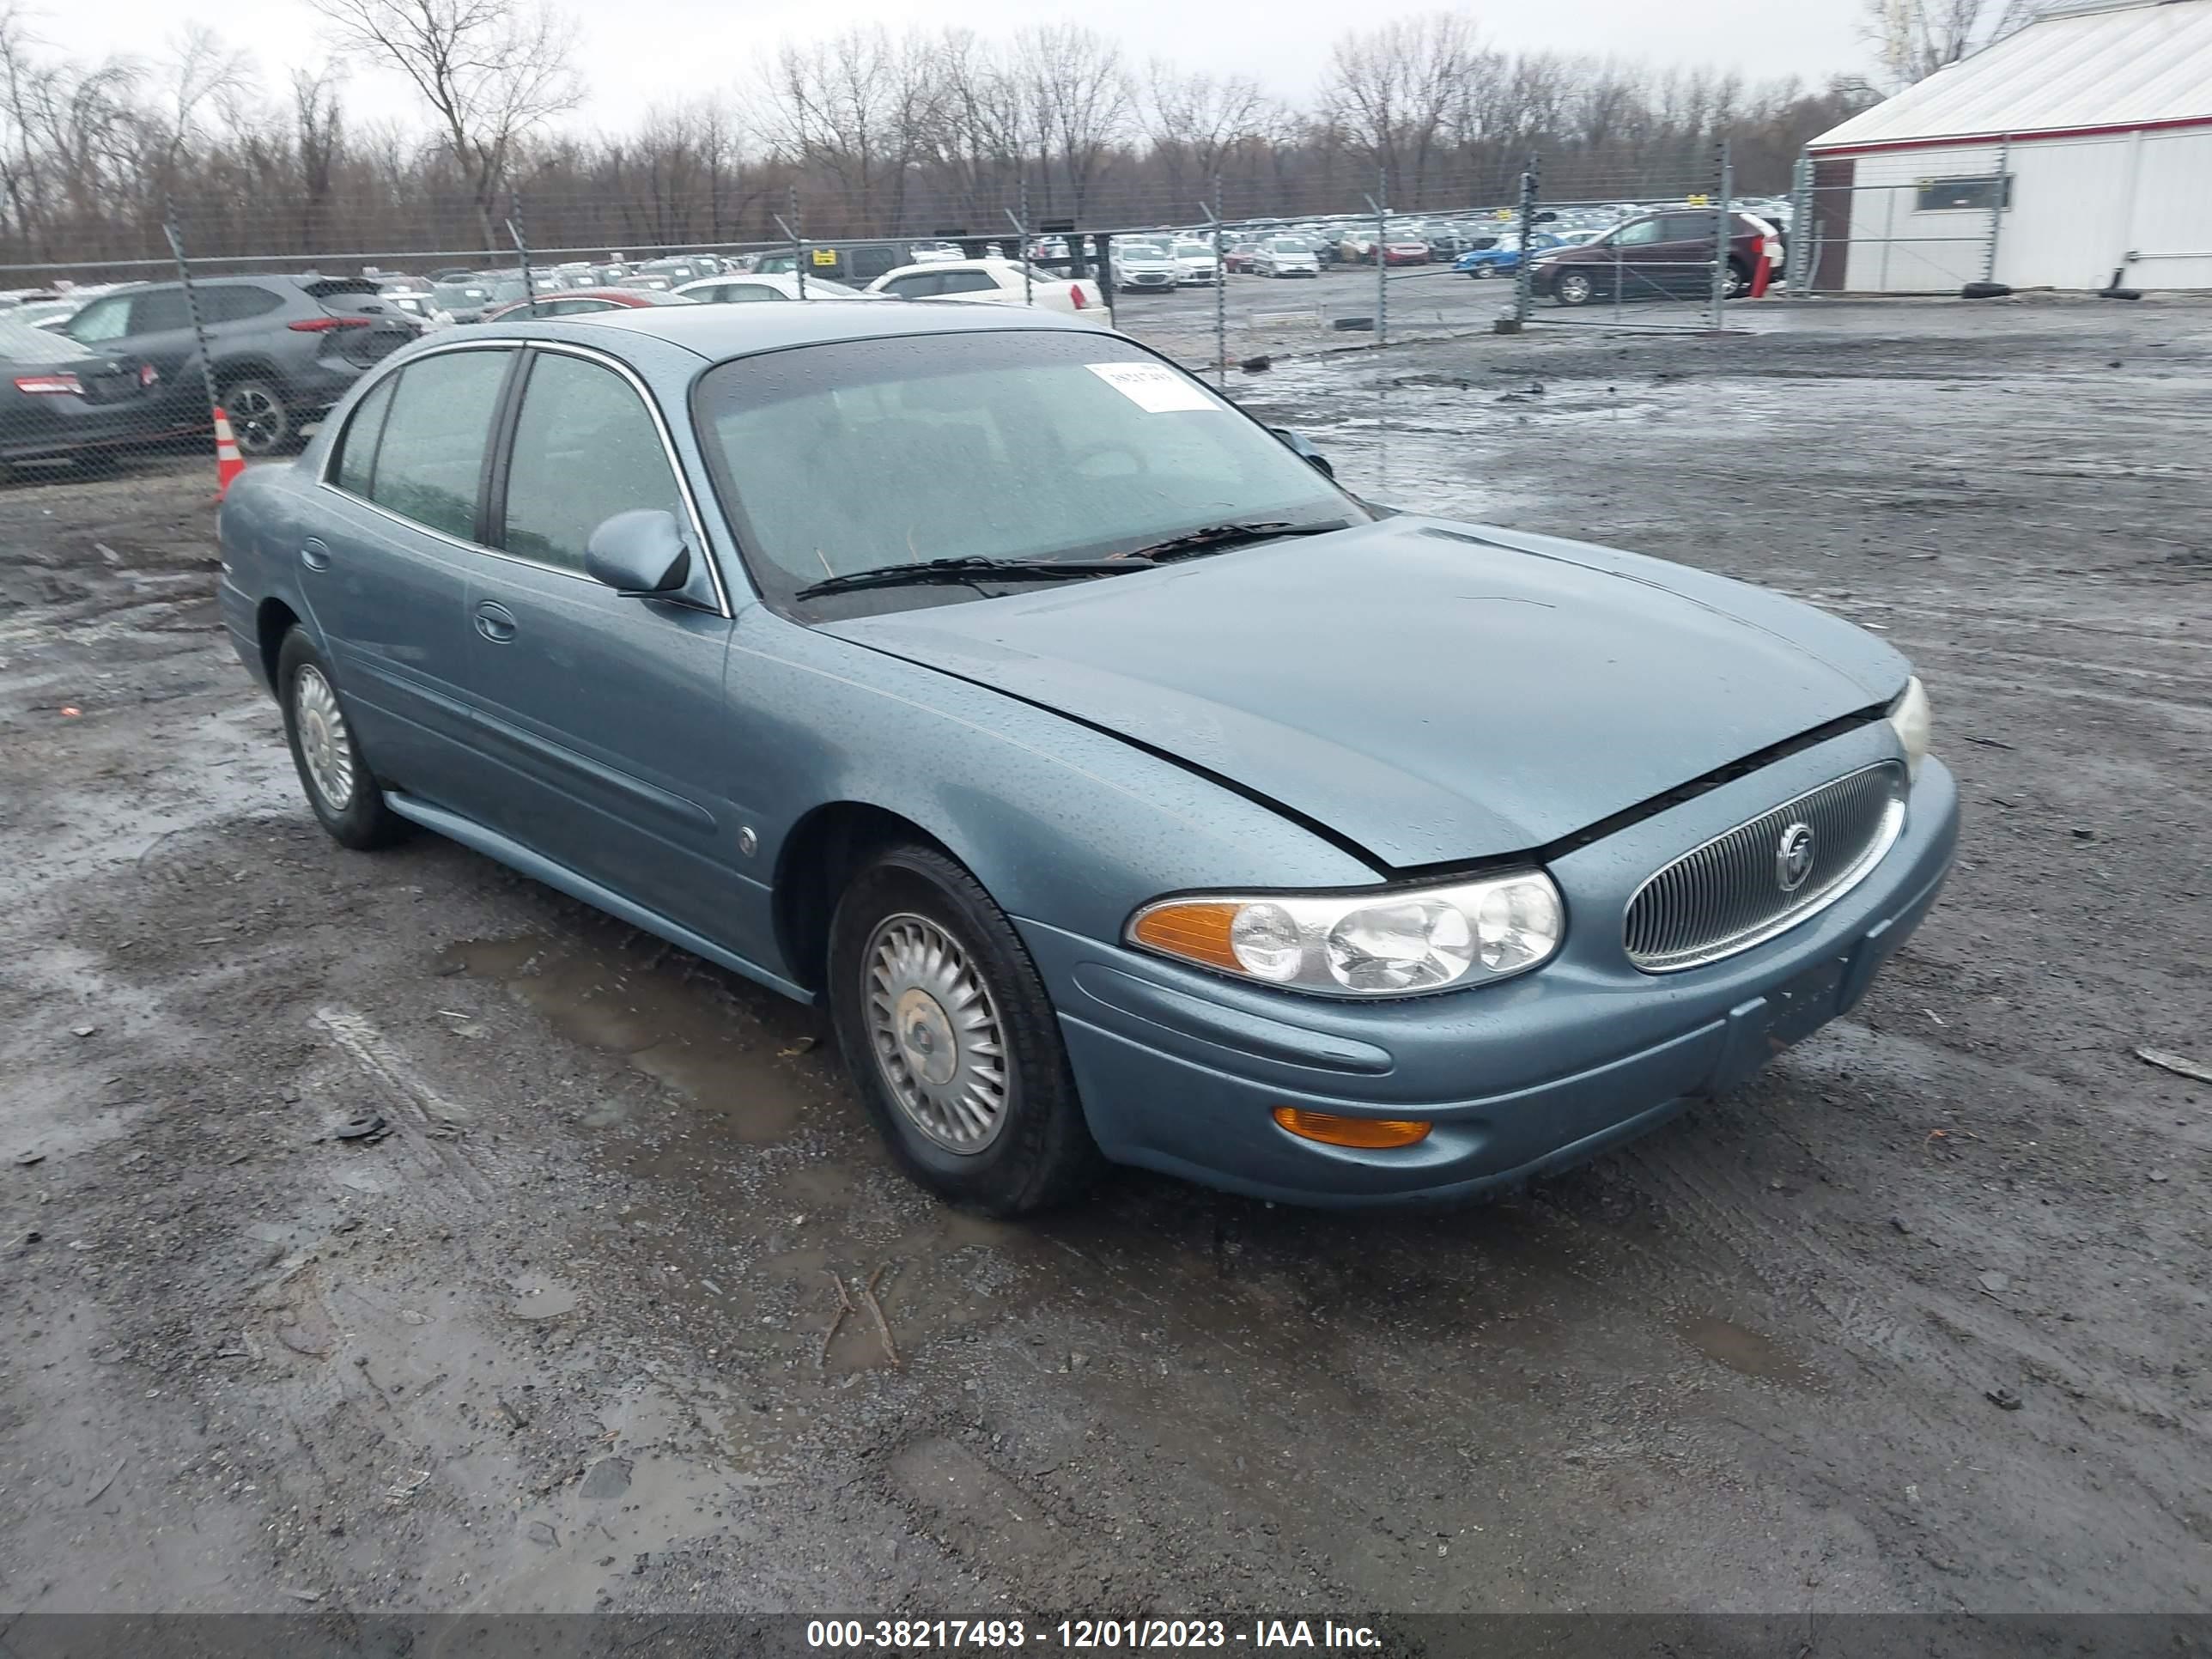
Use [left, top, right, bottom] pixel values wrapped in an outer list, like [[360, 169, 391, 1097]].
[[31, 0, 1867, 132]]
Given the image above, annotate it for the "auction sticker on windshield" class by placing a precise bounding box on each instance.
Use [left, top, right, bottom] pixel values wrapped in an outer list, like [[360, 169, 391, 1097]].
[[1087, 362, 1220, 413]]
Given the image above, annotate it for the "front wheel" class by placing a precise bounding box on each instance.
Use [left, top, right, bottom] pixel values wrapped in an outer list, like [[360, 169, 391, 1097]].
[[828, 843, 1103, 1215], [1471, 264, 1495, 280], [277, 628, 405, 850], [1554, 270, 1596, 307]]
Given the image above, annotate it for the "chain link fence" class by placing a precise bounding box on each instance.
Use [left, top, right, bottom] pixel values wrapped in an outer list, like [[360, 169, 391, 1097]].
[[0, 151, 1814, 489]]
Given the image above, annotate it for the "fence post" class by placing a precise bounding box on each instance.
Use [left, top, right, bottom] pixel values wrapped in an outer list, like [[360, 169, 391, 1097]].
[[507, 196, 536, 305], [1785, 154, 1814, 295], [1005, 183, 1032, 308], [1982, 135, 2010, 285], [1206, 176, 1226, 386], [1364, 172, 1387, 345], [1711, 140, 1734, 329], [786, 185, 806, 299], [1512, 153, 1540, 327], [160, 207, 221, 433]]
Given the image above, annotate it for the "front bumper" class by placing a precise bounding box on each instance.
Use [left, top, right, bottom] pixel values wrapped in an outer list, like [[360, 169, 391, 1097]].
[[1018, 733, 1959, 1206]]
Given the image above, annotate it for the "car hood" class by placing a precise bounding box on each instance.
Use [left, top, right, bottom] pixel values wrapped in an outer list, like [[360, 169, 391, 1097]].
[[822, 518, 1908, 870]]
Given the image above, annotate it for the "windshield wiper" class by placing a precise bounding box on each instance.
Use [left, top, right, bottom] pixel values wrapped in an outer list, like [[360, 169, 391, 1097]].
[[794, 555, 1147, 600], [1115, 520, 1349, 564]]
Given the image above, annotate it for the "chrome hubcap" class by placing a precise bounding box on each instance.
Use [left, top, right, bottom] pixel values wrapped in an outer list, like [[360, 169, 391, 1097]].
[[863, 915, 1008, 1154], [294, 664, 356, 811]]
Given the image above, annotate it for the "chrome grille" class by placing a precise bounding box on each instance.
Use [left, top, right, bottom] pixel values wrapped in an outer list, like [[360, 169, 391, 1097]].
[[1624, 762, 1907, 972]]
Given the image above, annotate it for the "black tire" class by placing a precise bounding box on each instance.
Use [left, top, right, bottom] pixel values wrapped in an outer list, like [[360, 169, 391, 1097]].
[[1472, 264, 1496, 280], [222, 378, 294, 457], [828, 842, 1103, 1215], [276, 627, 405, 850], [1554, 270, 1596, 307], [1723, 258, 1752, 300]]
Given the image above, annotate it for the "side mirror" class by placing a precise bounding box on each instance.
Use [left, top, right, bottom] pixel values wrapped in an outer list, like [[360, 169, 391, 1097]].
[[1272, 428, 1335, 480], [585, 508, 690, 596]]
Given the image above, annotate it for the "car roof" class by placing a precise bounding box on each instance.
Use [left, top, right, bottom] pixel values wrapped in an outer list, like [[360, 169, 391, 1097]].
[[479, 299, 1085, 360]]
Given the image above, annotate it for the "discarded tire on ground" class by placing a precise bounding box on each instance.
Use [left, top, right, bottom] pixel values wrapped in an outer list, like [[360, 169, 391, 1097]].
[[1960, 281, 2013, 300]]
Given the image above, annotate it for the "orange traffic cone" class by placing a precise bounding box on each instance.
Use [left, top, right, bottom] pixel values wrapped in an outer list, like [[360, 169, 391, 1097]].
[[212, 405, 246, 500], [1749, 236, 1776, 299]]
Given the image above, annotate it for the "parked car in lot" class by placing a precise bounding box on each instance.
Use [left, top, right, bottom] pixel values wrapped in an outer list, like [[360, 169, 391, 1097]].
[[0, 315, 183, 474], [867, 259, 1103, 316], [429, 279, 525, 325], [1222, 239, 1262, 273], [217, 302, 1955, 1214], [1171, 240, 1219, 285], [60, 274, 421, 455], [481, 288, 698, 322], [1453, 234, 1564, 278], [1380, 240, 1432, 266], [1250, 237, 1322, 278], [674, 273, 870, 304], [1110, 239, 1180, 293], [1530, 210, 1774, 306]]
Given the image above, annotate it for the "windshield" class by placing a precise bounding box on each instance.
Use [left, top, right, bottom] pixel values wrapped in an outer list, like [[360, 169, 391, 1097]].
[[1121, 241, 1166, 258], [1269, 240, 1309, 253], [1173, 242, 1211, 258], [694, 331, 1358, 612]]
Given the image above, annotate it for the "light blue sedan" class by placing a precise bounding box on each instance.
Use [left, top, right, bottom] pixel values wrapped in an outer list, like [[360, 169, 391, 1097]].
[[216, 304, 1957, 1213]]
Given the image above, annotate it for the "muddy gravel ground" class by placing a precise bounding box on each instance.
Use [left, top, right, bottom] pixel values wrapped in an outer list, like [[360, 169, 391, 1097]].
[[2, 299, 2207, 1634]]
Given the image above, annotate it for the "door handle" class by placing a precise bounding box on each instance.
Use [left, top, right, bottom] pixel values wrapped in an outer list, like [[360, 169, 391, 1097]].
[[300, 538, 331, 571], [473, 600, 517, 643]]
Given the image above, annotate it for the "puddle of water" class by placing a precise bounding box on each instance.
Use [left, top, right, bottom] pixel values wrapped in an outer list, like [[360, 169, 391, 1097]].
[[444, 934, 818, 1142], [1676, 1313, 1820, 1388], [508, 1273, 580, 1321]]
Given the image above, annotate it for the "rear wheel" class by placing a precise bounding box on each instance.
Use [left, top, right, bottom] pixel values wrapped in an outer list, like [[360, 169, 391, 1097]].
[[828, 842, 1103, 1215], [1723, 257, 1752, 300], [277, 628, 404, 850], [223, 379, 293, 457]]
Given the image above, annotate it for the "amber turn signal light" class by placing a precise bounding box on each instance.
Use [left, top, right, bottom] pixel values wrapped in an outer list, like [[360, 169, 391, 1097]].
[[1128, 900, 1243, 973], [1271, 1108, 1432, 1149]]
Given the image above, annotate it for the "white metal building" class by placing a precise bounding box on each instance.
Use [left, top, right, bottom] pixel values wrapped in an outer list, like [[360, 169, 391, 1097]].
[[1806, 0, 2212, 292]]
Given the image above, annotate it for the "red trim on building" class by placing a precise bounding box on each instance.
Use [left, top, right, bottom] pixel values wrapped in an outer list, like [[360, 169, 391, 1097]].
[[1812, 112, 2212, 157]]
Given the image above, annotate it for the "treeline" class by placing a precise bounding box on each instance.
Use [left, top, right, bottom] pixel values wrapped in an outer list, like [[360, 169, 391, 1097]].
[[0, 6, 1874, 273]]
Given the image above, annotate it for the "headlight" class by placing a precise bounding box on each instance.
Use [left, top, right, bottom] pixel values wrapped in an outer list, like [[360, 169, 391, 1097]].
[[1887, 675, 1932, 780], [1127, 872, 1565, 998]]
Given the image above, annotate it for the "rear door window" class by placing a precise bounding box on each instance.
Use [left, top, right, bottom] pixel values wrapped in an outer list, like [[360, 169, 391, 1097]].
[[127, 289, 192, 332], [935, 270, 999, 295], [367, 349, 512, 540], [881, 272, 942, 299], [500, 351, 685, 574]]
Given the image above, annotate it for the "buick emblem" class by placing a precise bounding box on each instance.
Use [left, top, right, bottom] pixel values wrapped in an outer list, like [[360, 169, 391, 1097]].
[[1776, 822, 1816, 893]]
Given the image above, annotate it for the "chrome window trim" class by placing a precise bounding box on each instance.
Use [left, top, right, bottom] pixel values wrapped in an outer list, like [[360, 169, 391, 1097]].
[[317, 335, 733, 618], [1623, 762, 1908, 975]]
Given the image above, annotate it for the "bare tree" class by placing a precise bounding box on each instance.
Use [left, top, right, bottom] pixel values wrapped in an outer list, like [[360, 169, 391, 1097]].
[[1322, 13, 1481, 206], [1863, 0, 2039, 91], [307, 0, 580, 243], [1142, 66, 1268, 210], [1013, 25, 1128, 219]]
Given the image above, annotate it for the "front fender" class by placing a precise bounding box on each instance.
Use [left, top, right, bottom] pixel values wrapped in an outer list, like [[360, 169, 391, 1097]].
[[726, 607, 1378, 955]]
